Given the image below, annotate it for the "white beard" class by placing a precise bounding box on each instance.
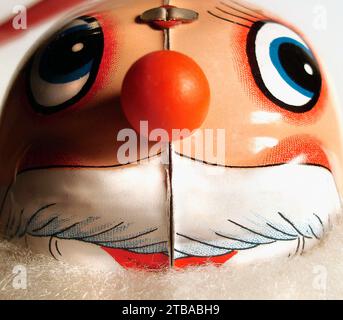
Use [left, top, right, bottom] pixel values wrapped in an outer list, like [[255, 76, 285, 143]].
[[1, 222, 343, 300], [0, 152, 341, 270]]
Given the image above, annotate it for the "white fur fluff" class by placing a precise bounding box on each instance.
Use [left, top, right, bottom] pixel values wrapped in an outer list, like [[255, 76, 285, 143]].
[[0, 219, 343, 300]]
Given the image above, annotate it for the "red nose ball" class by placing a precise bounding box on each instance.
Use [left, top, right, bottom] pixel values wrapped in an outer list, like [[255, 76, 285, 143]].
[[121, 50, 210, 141]]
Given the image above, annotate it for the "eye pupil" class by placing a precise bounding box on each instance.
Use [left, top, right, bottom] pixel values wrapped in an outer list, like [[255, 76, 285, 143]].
[[38, 26, 100, 84], [277, 42, 321, 97], [29, 16, 104, 113]]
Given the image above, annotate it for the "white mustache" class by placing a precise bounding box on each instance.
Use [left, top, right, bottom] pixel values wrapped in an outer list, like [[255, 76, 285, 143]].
[[0, 157, 170, 255], [171, 154, 342, 262], [0, 152, 341, 265]]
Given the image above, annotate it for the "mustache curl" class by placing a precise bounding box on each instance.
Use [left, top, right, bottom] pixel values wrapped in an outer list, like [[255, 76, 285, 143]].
[[2, 203, 169, 257], [174, 211, 328, 259], [1, 200, 329, 260]]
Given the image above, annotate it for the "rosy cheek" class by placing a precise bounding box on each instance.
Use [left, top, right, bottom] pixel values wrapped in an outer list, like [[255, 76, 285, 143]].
[[260, 135, 330, 170], [85, 13, 119, 99]]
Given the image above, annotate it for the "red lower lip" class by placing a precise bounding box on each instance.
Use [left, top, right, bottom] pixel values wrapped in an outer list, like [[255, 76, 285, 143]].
[[101, 247, 169, 270], [174, 251, 237, 268], [153, 20, 183, 29], [101, 247, 237, 270]]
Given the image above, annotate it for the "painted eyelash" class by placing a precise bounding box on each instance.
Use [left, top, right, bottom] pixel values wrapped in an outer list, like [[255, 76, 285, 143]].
[[208, 1, 270, 29], [207, 11, 252, 29], [214, 6, 256, 24], [223, 0, 267, 20]]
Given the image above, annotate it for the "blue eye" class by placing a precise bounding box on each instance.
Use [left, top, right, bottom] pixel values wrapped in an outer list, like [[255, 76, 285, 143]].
[[29, 16, 104, 113], [269, 37, 317, 99], [247, 21, 322, 113]]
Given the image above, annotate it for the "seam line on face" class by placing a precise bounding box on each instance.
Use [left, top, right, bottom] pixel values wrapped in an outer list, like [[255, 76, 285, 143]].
[[167, 144, 174, 267], [163, 28, 171, 50], [163, 12, 173, 266]]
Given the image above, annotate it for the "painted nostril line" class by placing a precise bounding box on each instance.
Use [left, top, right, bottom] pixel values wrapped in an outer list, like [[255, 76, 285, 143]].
[[120, 50, 210, 142]]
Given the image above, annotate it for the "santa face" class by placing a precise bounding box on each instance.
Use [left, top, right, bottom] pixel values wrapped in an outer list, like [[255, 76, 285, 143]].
[[0, 0, 342, 271]]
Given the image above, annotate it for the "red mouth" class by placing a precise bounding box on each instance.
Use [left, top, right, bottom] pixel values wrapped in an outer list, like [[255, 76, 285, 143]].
[[174, 251, 237, 269], [101, 247, 237, 270], [101, 247, 170, 270]]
